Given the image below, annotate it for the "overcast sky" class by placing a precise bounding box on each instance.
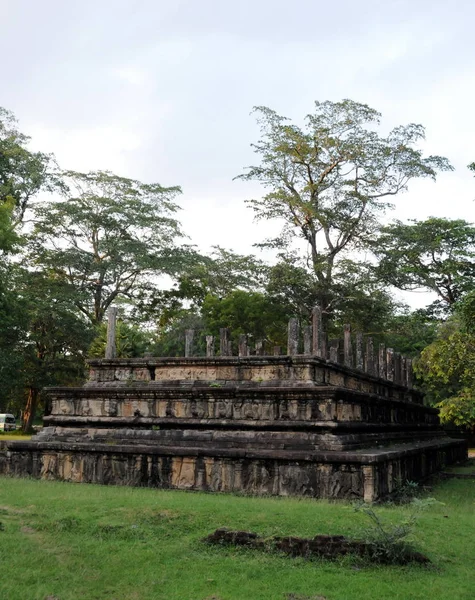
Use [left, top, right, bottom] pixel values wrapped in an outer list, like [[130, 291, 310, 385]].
[[2, 0, 474, 305]]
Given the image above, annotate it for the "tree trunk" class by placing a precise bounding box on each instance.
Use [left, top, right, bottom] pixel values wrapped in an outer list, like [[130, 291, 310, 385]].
[[22, 387, 39, 433]]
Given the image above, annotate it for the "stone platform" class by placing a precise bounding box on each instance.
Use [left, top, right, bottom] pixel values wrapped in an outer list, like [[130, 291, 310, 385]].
[[0, 355, 467, 501]]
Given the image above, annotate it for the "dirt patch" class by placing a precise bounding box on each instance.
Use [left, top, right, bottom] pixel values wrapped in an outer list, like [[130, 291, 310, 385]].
[[285, 595, 327, 600], [21, 526, 36, 534], [204, 528, 430, 565]]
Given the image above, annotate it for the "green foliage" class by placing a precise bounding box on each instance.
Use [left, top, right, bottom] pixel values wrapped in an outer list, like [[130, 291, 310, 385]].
[[202, 290, 289, 350], [383, 310, 438, 357], [29, 169, 186, 324], [354, 497, 439, 564], [171, 246, 268, 308], [237, 100, 451, 316], [152, 311, 206, 357], [89, 320, 154, 358], [0, 265, 28, 412], [415, 324, 475, 431], [0, 197, 20, 253], [0, 106, 62, 225], [375, 217, 475, 311]]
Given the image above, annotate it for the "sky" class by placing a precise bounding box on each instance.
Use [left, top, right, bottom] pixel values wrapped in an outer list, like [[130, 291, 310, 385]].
[[1, 0, 474, 306]]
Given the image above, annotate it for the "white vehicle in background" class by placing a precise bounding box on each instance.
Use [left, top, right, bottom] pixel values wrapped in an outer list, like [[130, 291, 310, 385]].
[[0, 414, 16, 432]]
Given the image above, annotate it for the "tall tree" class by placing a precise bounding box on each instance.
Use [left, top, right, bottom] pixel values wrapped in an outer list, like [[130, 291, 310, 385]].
[[236, 100, 452, 320], [29, 170, 186, 325], [0, 107, 62, 227], [18, 272, 94, 432], [374, 217, 475, 312], [415, 319, 475, 432]]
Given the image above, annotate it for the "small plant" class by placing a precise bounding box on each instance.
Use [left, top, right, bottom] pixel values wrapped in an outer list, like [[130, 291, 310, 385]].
[[391, 479, 420, 504], [209, 382, 222, 388], [354, 498, 439, 564]]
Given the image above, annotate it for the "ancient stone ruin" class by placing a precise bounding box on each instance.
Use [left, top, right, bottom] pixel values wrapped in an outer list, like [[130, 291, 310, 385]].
[[0, 307, 467, 501]]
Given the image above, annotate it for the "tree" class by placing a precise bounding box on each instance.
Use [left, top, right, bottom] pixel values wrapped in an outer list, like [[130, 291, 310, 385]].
[[89, 319, 154, 358], [171, 246, 268, 308], [201, 290, 288, 351], [415, 323, 475, 432], [29, 170, 186, 326], [236, 100, 452, 320], [0, 265, 28, 413], [12, 271, 94, 432], [0, 106, 62, 227], [265, 253, 403, 339], [375, 217, 475, 312]]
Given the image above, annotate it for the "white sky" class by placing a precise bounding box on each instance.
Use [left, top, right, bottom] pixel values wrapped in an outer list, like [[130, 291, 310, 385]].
[[2, 0, 474, 307]]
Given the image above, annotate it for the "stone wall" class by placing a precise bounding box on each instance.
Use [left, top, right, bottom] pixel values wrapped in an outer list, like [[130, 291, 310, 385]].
[[0, 353, 467, 501]]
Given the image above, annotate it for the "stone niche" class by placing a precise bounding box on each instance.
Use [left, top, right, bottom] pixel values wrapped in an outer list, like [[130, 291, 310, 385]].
[[0, 356, 467, 501]]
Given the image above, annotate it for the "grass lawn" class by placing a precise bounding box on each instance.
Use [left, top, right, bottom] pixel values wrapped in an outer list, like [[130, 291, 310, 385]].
[[0, 475, 474, 600], [0, 434, 32, 441]]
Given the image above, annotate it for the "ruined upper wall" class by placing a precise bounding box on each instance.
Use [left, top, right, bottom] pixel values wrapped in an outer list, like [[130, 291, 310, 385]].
[[84, 355, 422, 404]]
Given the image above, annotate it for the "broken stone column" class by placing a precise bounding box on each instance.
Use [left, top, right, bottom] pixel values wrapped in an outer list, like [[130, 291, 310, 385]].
[[303, 326, 312, 355], [185, 329, 195, 357], [401, 358, 408, 388], [329, 339, 339, 363], [220, 328, 230, 356], [343, 324, 353, 368], [378, 344, 386, 379], [386, 348, 395, 382], [255, 340, 264, 356], [312, 305, 325, 357], [105, 306, 118, 359], [206, 336, 214, 357], [273, 346, 281, 356], [364, 337, 375, 376], [406, 358, 413, 388], [287, 318, 299, 356], [355, 333, 364, 370], [238, 334, 248, 357], [394, 352, 402, 385]]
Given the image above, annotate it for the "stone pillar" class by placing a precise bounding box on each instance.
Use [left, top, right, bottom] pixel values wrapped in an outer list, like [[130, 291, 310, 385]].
[[105, 306, 118, 359], [273, 346, 281, 356], [220, 328, 230, 356], [312, 305, 326, 357], [206, 336, 214, 357], [329, 339, 339, 363], [406, 358, 413, 388], [355, 333, 364, 370], [343, 324, 353, 368], [238, 334, 248, 357], [185, 329, 194, 357], [320, 330, 328, 360], [287, 318, 299, 356], [303, 325, 312, 355], [378, 344, 386, 379], [394, 352, 401, 384], [401, 357, 407, 389], [364, 337, 375, 376], [386, 348, 395, 382], [255, 340, 264, 356]]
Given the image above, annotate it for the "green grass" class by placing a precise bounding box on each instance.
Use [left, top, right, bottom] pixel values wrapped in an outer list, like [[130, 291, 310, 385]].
[[0, 433, 32, 441], [0, 477, 474, 600], [442, 458, 475, 474]]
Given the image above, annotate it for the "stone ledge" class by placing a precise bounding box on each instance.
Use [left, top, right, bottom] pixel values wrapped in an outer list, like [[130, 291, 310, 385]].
[[4, 437, 466, 465]]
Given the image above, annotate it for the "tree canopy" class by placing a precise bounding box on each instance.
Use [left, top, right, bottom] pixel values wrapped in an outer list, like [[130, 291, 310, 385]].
[[0, 107, 61, 227], [237, 100, 452, 318], [29, 170, 187, 325], [375, 217, 475, 312]]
